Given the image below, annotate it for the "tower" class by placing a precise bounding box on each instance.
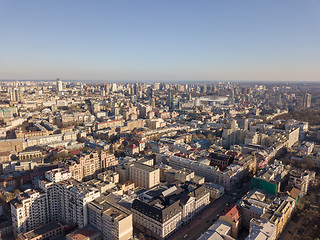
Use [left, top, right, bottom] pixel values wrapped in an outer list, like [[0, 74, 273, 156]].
[[9, 88, 22, 102], [56, 78, 63, 94], [168, 88, 174, 111], [304, 93, 312, 108]]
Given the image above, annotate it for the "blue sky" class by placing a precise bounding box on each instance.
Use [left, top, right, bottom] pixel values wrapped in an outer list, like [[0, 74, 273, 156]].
[[1, 0, 320, 81]]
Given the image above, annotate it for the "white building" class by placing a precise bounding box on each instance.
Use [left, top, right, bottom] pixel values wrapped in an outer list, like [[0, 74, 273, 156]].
[[198, 220, 234, 240], [11, 189, 49, 236], [88, 194, 133, 240], [245, 218, 276, 240], [36, 178, 101, 231], [167, 155, 219, 182], [45, 168, 72, 183], [56, 78, 63, 94]]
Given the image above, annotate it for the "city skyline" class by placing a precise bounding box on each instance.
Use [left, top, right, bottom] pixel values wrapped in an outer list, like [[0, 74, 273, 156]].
[[0, 79, 319, 239], [1, 0, 320, 82]]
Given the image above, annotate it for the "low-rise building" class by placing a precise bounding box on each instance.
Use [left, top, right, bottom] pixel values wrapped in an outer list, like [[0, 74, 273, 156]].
[[239, 189, 295, 238], [219, 205, 241, 238], [245, 218, 276, 240], [288, 168, 315, 195], [197, 219, 234, 240], [66, 225, 103, 240], [251, 160, 288, 195], [17, 222, 64, 240]]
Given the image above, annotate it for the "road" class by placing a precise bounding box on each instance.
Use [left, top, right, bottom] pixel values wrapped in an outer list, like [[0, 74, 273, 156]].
[[168, 180, 251, 240], [168, 194, 233, 240]]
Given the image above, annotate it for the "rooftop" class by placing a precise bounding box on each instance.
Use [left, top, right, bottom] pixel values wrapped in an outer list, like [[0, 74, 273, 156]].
[[66, 225, 101, 240], [21, 222, 63, 239]]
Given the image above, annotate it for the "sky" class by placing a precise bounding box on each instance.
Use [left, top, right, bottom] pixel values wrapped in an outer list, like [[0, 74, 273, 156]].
[[0, 0, 320, 82]]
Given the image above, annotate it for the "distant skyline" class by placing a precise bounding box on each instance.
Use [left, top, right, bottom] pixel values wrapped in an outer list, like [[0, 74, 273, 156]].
[[1, 0, 320, 82]]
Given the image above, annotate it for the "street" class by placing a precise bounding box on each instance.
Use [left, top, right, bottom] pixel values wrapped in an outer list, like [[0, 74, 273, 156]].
[[168, 194, 233, 240]]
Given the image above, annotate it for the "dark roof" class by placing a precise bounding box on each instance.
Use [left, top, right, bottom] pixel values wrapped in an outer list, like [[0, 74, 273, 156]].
[[132, 199, 181, 223], [23, 222, 63, 238], [209, 152, 232, 161], [191, 185, 208, 199], [132, 183, 209, 222]]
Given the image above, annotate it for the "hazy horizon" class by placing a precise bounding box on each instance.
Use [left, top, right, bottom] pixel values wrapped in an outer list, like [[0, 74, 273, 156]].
[[1, 79, 320, 85]]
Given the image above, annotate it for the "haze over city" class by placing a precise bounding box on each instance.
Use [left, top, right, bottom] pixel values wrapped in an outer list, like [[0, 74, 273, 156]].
[[1, 0, 320, 82]]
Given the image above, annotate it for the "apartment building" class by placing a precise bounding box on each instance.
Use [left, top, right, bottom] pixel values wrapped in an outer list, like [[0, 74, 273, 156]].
[[245, 218, 276, 240], [288, 168, 315, 195], [239, 190, 273, 228], [198, 219, 234, 240], [88, 195, 133, 240], [97, 170, 119, 183], [95, 119, 125, 131], [11, 189, 49, 236], [209, 152, 234, 170], [215, 164, 245, 191], [260, 197, 294, 238], [166, 155, 245, 191], [219, 205, 241, 238], [37, 177, 101, 229], [239, 189, 295, 238], [167, 155, 219, 182], [53, 180, 101, 228], [45, 168, 71, 183], [132, 199, 182, 239], [100, 152, 118, 170], [128, 162, 160, 189], [251, 160, 288, 195], [132, 183, 209, 239], [64, 151, 117, 182]]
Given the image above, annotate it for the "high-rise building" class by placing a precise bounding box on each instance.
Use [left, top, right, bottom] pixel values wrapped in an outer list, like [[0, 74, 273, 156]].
[[9, 88, 22, 102], [304, 93, 312, 108], [56, 78, 63, 94], [38, 178, 101, 229], [168, 88, 174, 111], [11, 189, 49, 236]]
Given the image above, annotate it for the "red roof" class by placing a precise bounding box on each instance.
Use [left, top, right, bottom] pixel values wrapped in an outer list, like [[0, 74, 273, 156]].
[[224, 205, 241, 222], [189, 148, 200, 151], [71, 150, 81, 155]]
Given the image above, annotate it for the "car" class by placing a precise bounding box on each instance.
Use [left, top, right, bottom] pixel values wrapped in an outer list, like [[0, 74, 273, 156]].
[[184, 234, 188, 238]]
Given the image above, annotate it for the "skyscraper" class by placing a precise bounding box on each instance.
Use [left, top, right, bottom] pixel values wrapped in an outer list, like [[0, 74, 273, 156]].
[[56, 78, 63, 94], [9, 88, 22, 102], [304, 93, 312, 108], [168, 88, 174, 111]]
